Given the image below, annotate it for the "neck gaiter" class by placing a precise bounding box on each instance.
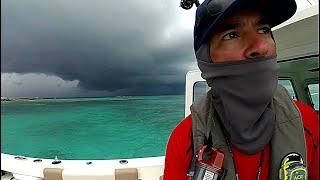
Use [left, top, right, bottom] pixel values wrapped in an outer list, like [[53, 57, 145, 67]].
[[196, 43, 278, 154]]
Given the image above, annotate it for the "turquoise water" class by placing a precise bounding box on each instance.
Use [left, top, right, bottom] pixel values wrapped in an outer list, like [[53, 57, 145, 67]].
[[1, 96, 185, 160]]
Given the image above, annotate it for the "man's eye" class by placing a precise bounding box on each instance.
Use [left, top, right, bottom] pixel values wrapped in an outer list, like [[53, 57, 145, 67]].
[[258, 27, 271, 34], [222, 32, 239, 40]]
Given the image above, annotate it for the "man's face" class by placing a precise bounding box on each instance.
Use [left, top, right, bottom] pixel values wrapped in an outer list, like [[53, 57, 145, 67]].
[[209, 9, 276, 63]]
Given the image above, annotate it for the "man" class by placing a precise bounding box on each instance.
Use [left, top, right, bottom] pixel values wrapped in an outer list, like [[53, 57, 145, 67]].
[[164, 0, 319, 179]]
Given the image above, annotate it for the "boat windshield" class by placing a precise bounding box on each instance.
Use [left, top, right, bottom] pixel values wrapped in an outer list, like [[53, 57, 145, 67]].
[[308, 84, 319, 111]]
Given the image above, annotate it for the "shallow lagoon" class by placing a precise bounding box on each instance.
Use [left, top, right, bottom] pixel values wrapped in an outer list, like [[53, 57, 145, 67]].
[[1, 95, 184, 160]]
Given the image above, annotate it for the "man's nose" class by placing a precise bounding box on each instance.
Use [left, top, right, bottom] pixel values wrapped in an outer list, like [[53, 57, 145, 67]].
[[244, 34, 269, 59]]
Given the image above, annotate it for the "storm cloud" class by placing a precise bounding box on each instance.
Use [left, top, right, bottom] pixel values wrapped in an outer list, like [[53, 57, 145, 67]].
[[1, 0, 198, 97], [3, 0, 314, 98]]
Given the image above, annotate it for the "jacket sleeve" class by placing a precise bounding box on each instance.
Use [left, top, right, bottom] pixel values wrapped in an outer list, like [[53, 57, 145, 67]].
[[294, 100, 319, 180], [305, 108, 319, 180], [163, 115, 193, 180]]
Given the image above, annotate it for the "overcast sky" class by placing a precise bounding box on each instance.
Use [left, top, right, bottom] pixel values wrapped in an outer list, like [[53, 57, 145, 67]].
[[1, 0, 317, 98]]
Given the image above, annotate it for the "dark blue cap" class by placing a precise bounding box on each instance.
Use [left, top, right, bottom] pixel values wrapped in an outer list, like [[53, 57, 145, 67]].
[[194, 0, 297, 52]]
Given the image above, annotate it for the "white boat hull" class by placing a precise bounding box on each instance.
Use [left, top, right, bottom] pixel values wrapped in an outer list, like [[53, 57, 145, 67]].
[[1, 153, 164, 180]]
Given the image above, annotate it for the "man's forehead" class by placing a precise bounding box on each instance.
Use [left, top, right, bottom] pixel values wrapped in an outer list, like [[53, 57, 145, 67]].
[[224, 9, 263, 21]]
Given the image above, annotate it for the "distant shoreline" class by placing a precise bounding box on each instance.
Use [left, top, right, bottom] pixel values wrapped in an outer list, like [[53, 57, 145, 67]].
[[1, 94, 184, 101], [1, 97, 41, 101]]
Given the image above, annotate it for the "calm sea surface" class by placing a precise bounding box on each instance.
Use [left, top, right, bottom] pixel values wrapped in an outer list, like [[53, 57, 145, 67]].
[[1, 95, 185, 160]]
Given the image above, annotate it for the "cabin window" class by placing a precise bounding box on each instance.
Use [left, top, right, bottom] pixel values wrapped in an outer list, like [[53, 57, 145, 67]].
[[193, 81, 209, 102], [307, 84, 319, 111], [278, 79, 297, 100]]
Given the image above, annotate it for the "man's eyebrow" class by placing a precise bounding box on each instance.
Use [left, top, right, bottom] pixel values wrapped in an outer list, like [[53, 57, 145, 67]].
[[257, 16, 270, 25], [214, 16, 270, 34], [215, 22, 241, 34]]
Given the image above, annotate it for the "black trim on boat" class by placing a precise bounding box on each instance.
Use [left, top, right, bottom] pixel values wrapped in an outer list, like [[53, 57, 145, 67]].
[[278, 54, 319, 63], [14, 156, 27, 160], [52, 160, 62, 164], [308, 67, 319, 72], [33, 159, 42, 163], [119, 160, 128, 164]]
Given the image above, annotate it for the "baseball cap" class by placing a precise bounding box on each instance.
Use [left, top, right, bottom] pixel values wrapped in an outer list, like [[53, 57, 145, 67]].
[[194, 0, 297, 52]]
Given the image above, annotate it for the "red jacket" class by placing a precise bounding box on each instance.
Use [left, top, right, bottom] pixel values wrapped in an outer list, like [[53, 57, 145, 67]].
[[164, 100, 319, 180]]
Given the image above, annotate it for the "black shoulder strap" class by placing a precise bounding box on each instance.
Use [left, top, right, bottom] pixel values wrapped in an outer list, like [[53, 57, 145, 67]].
[[186, 130, 194, 155], [186, 130, 197, 177]]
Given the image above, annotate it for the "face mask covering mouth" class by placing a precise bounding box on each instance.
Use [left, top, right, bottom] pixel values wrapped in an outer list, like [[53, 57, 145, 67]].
[[196, 43, 278, 154]]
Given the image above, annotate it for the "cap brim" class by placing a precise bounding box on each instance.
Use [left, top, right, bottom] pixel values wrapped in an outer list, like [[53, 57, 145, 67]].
[[201, 0, 297, 46]]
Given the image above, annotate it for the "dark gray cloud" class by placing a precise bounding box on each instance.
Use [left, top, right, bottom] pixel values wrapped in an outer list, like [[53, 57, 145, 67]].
[[1, 0, 198, 97]]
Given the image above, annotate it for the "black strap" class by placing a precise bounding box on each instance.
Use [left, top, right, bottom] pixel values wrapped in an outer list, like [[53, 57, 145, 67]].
[[187, 130, 197, 177], [186, 130, 194, 155], [187, 154, 198, 177]]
